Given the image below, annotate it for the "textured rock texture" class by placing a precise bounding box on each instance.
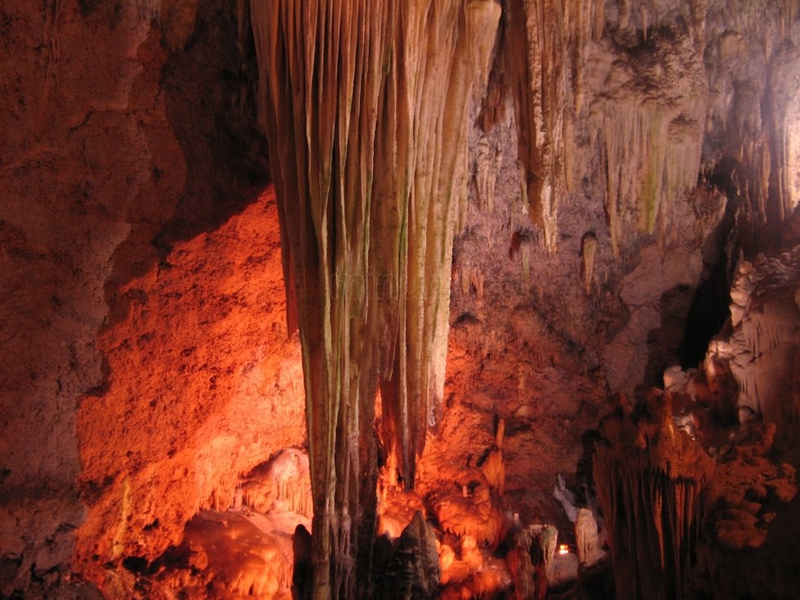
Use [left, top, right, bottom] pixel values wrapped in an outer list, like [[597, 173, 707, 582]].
[[74, 189, 306, 590], [1, 0, 182, 594]]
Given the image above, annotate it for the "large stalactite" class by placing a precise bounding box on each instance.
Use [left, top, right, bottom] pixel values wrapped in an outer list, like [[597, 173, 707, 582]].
[[249, 1, 500, 597], [503, 0, 570, 253]]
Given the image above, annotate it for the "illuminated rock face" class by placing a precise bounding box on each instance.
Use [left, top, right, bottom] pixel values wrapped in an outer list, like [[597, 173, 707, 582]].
[[74, 190, 307, 587]]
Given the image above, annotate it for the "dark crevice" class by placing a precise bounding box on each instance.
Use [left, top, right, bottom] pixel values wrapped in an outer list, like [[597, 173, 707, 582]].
[[679, 190, 738, 369], [678, 250, 731, 369], [640, 284, 697, 392]]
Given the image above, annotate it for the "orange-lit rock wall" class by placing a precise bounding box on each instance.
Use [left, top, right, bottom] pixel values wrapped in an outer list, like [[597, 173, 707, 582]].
[[74, 189, 306, 587], [1, 1, 183, 593]]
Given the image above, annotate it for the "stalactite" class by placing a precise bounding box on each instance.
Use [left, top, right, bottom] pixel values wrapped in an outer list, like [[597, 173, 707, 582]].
[[475, 136, 503, 212], [767, 43, 800, 224], [600, 101, 703, 259], [250, 2, 500, 597], [503, 0, 591, 252], [593, 390, 714, 600], [495, 0, 605, 250], [781, 0, 798, 42], [566, 0, 593, 113], [593, 0, 605, 41]]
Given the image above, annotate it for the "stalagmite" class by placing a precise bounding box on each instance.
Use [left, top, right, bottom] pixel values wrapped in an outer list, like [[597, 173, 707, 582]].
[[539, 524, 558, 584], [575, 507, 603, 567], [377, 511, 441, 599], [593, 390, 714, 600], [507, 528, 535, 600], [249, 1, 500, 597]]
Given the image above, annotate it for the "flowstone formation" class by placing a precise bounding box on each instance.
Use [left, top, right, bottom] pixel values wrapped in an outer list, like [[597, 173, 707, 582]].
[[706, 245, 800, 448], [250, 1, 500, 597]]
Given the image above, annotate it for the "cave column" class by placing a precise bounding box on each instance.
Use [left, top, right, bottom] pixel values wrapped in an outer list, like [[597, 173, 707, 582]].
[[250, 1, 500, 598]]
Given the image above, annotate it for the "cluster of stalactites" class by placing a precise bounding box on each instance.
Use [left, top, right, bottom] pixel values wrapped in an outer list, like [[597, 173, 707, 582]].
[[593, 390, 714, 600], [767, 43, 800, 225], [600, 102, 704, 259], [503, 0, 600, 253], [504, 0, 700, 255], [250, 1, 500, 597], [703, 1, 800, 253], [496, 0, 800, 256]]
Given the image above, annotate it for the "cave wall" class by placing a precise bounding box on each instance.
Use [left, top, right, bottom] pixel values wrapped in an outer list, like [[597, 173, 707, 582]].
[[1, 1, 182, 591], [0, 0, 305, 596], [420, 0, 800, 507], [1, 0, 800, 598]]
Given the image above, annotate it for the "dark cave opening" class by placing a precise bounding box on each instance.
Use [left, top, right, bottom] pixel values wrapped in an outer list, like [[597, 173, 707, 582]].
[[679, 190, 738, 370], [678, 248, 732, 369]]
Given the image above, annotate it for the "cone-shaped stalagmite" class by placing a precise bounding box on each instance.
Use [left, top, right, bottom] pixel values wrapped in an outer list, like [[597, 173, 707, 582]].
[[250, 1, 500, 597]]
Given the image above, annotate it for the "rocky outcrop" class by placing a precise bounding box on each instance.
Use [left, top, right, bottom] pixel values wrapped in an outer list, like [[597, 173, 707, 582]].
[[706, 244, 800, 447]]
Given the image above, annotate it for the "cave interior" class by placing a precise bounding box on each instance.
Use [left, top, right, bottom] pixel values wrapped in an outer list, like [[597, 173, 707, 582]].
[[2, 0, 800, 599]]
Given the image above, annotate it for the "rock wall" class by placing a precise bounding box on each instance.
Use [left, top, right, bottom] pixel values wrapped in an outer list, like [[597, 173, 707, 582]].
[[1, 1, 182, 593], [0, 0, 305, 596], [74, 189, 306, 590]]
